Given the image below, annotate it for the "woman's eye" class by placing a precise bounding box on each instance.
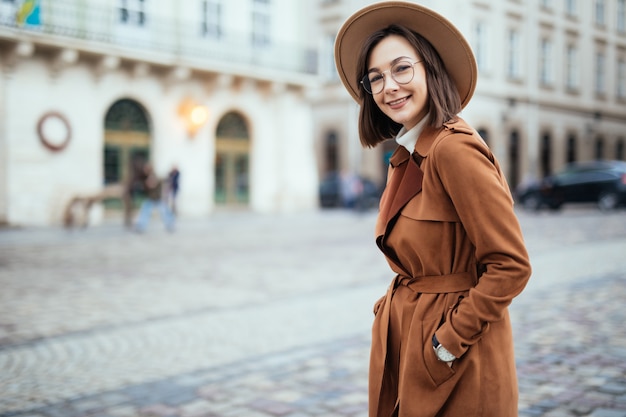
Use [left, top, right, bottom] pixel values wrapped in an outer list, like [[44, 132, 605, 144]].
[[393, 65, 411, 74], [369, 73, 383, 83]]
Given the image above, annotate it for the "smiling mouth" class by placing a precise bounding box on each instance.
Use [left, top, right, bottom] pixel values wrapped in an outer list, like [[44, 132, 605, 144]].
[[388, 96, 410, 106]]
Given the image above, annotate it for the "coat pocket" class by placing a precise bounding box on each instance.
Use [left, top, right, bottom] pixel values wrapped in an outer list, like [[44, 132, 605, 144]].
[[422, 317, 456, 387]]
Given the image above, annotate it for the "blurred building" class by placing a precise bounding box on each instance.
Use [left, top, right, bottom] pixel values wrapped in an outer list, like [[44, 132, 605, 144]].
[[4, 0, 626, 227], [313, 0, 626, 191], [0, 0, 319, 226]]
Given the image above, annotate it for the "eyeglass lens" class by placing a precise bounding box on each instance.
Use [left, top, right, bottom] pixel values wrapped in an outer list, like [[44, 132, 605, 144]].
[[362, 61, 417, 95]]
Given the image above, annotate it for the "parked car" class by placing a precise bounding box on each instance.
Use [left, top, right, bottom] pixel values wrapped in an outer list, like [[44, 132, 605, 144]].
[[319, 172, 382, 210], [515, 160, 626, 211]]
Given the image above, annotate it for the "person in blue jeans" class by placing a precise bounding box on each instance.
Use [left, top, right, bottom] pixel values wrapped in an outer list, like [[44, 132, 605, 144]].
[[134, 163, 175, 233], [167, 165, 180, 215]]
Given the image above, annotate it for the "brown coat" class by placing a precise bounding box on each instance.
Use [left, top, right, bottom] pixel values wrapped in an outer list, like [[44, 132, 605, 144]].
[[369, 118, 531, 417]]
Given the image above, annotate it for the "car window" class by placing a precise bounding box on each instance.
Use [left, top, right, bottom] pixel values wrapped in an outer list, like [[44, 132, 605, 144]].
[[561, 169, 616, 184], [553, 170, 581, 185], [584, 171, 618, 182]]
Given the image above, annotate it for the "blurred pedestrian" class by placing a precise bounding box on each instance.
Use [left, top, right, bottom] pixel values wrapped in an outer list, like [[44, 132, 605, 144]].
[[334, 2, 531, 416], [123, 156, 146, 229], [167, 165, 180, 215], [340, 171, 363, 209], [134, 163, 174, 233]]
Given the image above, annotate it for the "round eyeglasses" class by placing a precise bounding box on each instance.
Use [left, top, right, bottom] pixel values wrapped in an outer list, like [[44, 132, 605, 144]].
[[360, 60, 422, 95]]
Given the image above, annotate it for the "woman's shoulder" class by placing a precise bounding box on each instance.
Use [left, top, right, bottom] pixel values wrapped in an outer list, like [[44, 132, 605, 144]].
[[431, 118, 494, 165], [416, 118, 477, 158], [436, 119, 487, 149], [441, 118, 474, 135]]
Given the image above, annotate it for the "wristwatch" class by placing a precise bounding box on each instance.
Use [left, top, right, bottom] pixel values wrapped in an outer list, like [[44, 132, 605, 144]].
[[432, 334, 456, 362]]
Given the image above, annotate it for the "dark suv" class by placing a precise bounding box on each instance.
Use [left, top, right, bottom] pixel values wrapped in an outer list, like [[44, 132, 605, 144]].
[[516, 160, 626, 211]]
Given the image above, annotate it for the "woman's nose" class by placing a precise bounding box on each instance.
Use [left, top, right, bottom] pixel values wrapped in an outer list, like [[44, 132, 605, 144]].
[[383, 75, 399, 92]]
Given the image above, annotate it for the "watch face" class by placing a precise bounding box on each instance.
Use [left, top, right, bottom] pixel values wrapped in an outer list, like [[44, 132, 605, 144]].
[[436, 346, 456, 362]]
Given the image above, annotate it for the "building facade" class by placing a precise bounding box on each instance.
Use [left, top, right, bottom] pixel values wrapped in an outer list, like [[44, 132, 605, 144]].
[[3, 0, 626, 227], [0, 0, 319, 226], [313, 0, 626, 192]]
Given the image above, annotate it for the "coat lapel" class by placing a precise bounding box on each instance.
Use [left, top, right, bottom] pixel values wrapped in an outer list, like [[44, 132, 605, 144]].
[[376, 148, 424, 241], [375, 124, 443, 241], [385, 152, 424, 225]]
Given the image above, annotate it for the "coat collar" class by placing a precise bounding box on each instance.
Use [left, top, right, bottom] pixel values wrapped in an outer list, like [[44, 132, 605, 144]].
[[414, 124, 446, 158], [388, 123, 444, 167]]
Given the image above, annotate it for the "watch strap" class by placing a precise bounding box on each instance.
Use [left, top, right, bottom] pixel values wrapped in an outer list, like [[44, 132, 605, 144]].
[[432, 333, 456, 362], [432, 333, 440, 348]]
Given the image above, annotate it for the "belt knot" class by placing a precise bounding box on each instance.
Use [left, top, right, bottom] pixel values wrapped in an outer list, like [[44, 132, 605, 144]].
[[395, 271, 475, 294]]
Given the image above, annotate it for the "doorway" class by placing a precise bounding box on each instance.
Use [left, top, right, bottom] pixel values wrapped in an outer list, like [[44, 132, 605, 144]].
[[103, 99, 151, 209], [214, 111, 250, 206]]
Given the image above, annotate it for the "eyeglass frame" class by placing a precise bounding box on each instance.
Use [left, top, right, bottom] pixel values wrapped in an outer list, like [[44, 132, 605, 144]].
[[360, 60, 423, 95]]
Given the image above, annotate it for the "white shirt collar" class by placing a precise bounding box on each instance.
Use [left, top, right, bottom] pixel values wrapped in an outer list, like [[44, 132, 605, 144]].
[[395, 115, 429, 153]]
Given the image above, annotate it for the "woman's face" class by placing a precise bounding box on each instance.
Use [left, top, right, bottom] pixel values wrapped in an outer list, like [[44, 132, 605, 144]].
[[367, 35, 428, 131]]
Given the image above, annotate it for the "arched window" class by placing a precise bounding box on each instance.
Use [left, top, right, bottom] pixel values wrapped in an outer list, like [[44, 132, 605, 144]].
[[105, 99, 150, 132], [216, 111, 249, 139]]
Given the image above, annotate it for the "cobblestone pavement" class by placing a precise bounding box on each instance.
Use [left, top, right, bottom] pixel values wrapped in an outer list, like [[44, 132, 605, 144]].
[[0, 206, 625, 417]]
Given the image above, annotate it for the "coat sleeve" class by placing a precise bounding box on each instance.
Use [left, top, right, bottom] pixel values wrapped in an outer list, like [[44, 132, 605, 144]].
[[432, 132, 532, 358]]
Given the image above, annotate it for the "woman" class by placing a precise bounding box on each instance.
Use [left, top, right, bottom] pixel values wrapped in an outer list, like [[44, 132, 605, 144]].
[[334, 2, 532, 416]]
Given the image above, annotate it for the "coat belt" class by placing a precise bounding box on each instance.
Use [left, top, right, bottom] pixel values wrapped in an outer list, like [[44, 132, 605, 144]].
[[394, 271, 476, 294]]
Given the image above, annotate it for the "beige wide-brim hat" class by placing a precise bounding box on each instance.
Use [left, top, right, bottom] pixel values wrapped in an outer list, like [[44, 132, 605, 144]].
[[334, 1, 477, 108]]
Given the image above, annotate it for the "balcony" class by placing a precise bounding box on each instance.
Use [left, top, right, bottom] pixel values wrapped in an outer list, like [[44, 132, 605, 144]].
[[0, 1, 318, 84]]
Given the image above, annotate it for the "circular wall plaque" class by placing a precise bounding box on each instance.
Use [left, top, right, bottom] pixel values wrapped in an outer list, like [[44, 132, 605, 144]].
[[37, 112, 71, 152]]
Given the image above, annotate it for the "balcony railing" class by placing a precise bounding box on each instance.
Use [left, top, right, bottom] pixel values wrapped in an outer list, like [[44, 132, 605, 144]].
[[0, 1, 318, 78]]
